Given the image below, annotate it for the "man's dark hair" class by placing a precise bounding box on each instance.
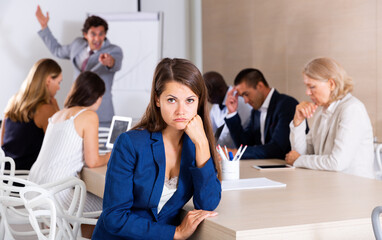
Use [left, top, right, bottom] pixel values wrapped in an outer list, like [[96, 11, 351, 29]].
[[82, 15, 109, 34], [234, 68, 269, 89]]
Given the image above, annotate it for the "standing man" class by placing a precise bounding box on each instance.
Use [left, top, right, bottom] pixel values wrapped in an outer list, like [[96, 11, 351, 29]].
[[35, 5, 123, 126], [225, 68, 299, 159], [203, 71, 252, 148]]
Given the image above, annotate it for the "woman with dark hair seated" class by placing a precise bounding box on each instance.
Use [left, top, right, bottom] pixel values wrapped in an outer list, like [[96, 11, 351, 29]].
[[29, 71, 110, 213], [93, 58, 222, 240]]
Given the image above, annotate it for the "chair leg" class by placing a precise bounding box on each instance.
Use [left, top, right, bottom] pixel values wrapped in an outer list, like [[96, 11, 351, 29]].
[[372, 206, 382, 240], [0, 220, 5, 240]]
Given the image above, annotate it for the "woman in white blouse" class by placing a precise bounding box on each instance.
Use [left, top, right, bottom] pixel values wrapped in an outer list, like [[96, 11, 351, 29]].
[[285, 57, 374, 178]]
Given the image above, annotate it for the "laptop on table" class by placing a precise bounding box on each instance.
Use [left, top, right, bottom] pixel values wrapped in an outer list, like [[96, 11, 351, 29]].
[[99, 116, 132, 154]]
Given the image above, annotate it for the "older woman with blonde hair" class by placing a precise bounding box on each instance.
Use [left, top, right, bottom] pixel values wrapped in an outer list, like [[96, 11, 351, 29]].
[[1, 58, 62, 170], [285, 57, 374, 178]]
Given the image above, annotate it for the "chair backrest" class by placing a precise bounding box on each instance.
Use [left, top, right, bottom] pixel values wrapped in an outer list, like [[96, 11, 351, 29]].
[[0, 156, 30, 197], [0, 175, 40, 240], [98, 127, 110, 138], [374, 144, 382, 179], [20, 186, 58, 240], [21, 176, 99, 240], [0, 153, 30, 180], [0, 156, 19, 239], [372, 206, 382, 240], [0, 147, 5, 157], [98, 127, 110, 154], [0, 156, 15, 178]]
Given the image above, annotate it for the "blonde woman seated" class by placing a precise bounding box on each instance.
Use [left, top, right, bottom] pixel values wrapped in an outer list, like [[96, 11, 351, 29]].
[[29, 71, 111, 213], [285, 57, 374, 178], [1, 59, 61, 170]]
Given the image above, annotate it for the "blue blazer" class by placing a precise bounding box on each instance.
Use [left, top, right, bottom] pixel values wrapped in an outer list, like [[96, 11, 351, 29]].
[[225, 90, 298, 159], [92, 129, 221, 240]]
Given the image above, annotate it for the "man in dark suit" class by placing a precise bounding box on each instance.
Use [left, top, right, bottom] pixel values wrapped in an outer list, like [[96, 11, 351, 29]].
[[225, 68, 298, 159]]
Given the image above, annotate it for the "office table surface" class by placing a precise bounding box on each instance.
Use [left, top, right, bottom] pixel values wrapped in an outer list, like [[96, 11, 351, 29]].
[[81, 160, 382, 239]]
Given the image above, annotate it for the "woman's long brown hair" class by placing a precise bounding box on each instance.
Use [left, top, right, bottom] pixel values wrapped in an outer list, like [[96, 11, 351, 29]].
[[133, 58, 222, 180]]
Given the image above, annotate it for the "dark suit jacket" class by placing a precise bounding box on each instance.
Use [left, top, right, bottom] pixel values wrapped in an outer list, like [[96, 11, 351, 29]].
[[92, 129, 221, 240], [38, 27, 123, 124], [225, 90, 298, 159]]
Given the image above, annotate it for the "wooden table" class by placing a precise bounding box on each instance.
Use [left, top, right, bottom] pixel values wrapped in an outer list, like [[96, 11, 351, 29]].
[[81, 165, 106, 199], [81, 160, 382, 239]]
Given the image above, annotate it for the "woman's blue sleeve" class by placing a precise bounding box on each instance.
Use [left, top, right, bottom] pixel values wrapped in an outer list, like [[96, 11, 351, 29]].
[[189, 158, 221, 210]]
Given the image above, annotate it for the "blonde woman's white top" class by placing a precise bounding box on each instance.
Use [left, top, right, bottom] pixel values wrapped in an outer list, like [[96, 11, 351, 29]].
[[28, 108, 102, 212], [289, 93, 375, 179]]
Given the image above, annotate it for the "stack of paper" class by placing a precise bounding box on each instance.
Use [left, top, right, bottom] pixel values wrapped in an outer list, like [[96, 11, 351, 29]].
[[222, 177, 286, 191]]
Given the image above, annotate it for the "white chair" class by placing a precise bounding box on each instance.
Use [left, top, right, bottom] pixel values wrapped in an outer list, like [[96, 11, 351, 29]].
[[0, 156, 36, 240], [0, 156, 15, 177], [0, 175, 42, 240], [375, 144, 382, 179], [0, 148, 30, 180], [21, 176, 100, 240], [20, 187, 57, 240], [98, 127, 110, 154], [372, 206, 382, 240], [0, 155, 31, 239], [0, 155, 31, 197], [0, 148, 5, 157], [98, 127, 110, 141], [11, 169, 30, 181], [98, 127, 110, 142]]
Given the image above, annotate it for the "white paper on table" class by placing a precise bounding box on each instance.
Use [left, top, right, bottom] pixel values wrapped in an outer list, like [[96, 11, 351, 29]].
[[222, 177, 286, 191]]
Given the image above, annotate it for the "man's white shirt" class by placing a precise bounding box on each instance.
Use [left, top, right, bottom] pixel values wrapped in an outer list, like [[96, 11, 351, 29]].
[[225, 88, 275, 145]]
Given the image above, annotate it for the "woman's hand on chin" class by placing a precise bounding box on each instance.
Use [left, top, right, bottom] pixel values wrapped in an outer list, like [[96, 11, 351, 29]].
[[184, 115, 208, 146]]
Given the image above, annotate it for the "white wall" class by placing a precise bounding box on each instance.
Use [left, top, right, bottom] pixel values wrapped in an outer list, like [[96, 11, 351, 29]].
[[0, 0, 202, 121], [141, 0, 203, 70], [0, 0, 137, 118], [142, 0, 190, 59]]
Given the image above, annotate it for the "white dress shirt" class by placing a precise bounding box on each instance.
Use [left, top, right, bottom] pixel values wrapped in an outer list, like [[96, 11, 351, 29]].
[[226, 88, 275, 145], [289, 93, 375, 179], [210, 86, 252, 148]]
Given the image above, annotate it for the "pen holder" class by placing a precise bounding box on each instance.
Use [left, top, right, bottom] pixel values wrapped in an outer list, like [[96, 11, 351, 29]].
[[222, 160, 240, 180]]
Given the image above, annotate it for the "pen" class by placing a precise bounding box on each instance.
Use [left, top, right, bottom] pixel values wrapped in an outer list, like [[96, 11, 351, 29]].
[[233, 144, 242, 161], [224, 145, 229, 159], [236, 145, 247, 161], [217, 145, 228, 161]]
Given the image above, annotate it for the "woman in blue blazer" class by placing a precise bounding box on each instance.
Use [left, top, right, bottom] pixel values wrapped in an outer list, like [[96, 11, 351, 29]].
[[92, 58, 222, 240]]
